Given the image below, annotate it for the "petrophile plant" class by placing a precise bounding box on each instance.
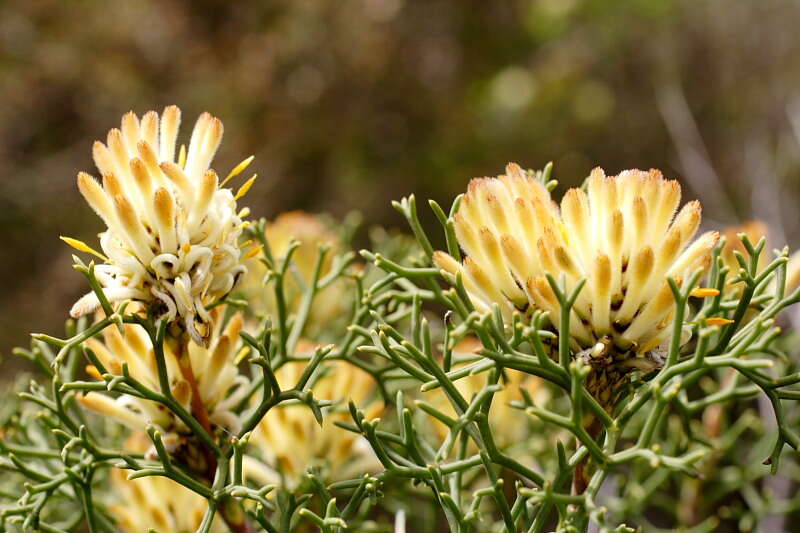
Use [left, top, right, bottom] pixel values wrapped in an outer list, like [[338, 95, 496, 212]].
[[356, 164, 800, 531], [2, 108, 800, 532]]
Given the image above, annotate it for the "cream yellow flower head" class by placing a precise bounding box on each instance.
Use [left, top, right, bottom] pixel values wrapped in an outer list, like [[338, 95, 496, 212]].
[[435, 164, 719, 356], [69, 106, 255, 345], [245, 355, 382, 488], [108, 434, 224, 533], [78, 308, 248, 435], [240, 211, 348, 330]]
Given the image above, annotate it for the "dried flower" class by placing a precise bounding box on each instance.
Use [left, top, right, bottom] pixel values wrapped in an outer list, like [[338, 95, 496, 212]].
[[67, 107, 255, 344], [434, 165, 718, 406], [78, 308, 248, 435], [244, 355, 382, 487]]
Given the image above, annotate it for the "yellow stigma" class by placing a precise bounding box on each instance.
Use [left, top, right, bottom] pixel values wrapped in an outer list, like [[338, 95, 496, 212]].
[[60, 236, 109, 261], [221, 155, 256, 187], [234, 174, 258, 200]]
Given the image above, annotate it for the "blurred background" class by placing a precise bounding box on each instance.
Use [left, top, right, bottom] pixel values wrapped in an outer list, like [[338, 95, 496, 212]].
[[2, 0, 800, 356]]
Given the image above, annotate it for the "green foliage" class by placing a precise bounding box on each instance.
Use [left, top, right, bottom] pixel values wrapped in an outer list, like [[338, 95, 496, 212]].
[[3, 173, 800, 532]]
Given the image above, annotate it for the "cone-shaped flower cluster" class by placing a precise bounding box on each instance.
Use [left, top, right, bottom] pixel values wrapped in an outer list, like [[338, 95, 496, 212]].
[[435, 165, 719, 357], [69, 107, 253, 344], [245, 356, 382, 488], [78, 308, 248, 436]]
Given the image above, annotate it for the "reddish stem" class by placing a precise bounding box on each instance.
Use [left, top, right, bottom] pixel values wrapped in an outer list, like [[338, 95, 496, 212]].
[[175, 340, 258, 533]]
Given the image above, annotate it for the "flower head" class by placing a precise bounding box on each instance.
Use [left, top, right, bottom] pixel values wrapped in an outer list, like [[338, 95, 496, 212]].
[[434, 165, 718, 406], [69, 107, 255, 344], [78, 308, 248, 436], [107, 434, 224, 533], [244, 356, 382, 488]]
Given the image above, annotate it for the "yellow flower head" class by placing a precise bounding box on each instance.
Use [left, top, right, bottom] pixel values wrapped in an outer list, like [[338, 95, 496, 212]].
[[108, 434, 224, 533], [70, 107, 254, 344], [78, 308, 249, 435], [435, 164, 719, 356], [244, 355, 383, 488]]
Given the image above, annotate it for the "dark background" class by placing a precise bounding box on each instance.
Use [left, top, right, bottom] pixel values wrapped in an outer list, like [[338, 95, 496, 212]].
[[3, 0, 800, 357]]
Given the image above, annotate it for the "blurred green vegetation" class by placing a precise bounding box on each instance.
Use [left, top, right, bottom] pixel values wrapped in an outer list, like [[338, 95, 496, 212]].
[[2, 0, 800, 356]]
